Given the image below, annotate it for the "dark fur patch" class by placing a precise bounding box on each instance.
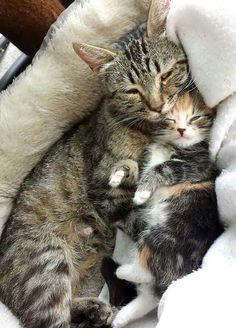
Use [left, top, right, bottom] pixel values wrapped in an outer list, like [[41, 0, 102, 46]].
[[101, 256, 137, 307]]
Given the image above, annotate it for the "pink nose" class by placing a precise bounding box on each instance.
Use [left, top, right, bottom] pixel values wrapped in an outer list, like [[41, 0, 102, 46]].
[[177, 128, 186, 136]]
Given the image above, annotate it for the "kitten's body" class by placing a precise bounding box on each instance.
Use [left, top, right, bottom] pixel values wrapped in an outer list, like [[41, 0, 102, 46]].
[[0, 2, 190, 325], [111, 92, 223, 328]]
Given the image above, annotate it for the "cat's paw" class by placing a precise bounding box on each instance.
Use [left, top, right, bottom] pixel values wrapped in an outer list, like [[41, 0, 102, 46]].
[[116, 265, 131, 281], [71, 297, 113, 327], [133, 190, 151, 205], [109, 170, 125, 188], [112, 310, 130, 328], [109, 160, 139, 188]]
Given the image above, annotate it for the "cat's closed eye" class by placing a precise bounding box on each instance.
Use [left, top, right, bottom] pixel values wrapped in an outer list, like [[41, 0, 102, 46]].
[[161, 70, 173, 82], [125, 88, 140, 95]]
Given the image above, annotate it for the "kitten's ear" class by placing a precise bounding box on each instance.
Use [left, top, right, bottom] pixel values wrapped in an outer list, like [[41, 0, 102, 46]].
[[147, 0, 170, 38], [73, 42, 116, 73]]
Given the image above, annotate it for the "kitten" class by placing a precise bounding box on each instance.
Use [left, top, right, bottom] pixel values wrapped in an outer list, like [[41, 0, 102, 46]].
[[0, 2, 190, 327], [110, 91, 223, 328]]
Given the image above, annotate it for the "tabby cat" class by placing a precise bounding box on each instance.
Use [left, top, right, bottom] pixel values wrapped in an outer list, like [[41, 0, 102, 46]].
[[110, 91, 223, 328], [0, 1, 190, 327]]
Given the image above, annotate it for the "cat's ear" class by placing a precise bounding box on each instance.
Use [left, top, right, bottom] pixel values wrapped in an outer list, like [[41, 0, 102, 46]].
[[73, 42, 116, 73], [147, 0, 170, 38]]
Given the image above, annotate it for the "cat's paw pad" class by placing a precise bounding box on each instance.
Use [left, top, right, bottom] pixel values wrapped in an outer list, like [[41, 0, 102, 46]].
[[86, 300, 113, 326], [72, 298, 113, 327], [112, 312, 129, 328], [133, 190, 151, 205], [109, 170, 125, 188]]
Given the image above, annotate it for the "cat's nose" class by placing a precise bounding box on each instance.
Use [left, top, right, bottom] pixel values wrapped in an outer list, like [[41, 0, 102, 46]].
[[177, 128, 186, 136], [150, 106, 162, 113]]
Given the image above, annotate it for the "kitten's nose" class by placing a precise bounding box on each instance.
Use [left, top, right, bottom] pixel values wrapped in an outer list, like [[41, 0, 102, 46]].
[[177, 128, 186, 136]]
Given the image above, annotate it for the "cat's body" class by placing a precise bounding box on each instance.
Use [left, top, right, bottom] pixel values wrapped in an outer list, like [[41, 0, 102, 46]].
[[111, 92, 223, 328], [0, 1, 190, 325], [0, 99, 152, 328]]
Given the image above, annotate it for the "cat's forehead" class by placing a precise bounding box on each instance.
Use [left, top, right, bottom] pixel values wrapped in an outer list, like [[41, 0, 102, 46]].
[[121, 37, 185, 69]]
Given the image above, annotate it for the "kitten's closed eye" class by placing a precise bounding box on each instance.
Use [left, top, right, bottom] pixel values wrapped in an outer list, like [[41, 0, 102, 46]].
[[165, 118, 176, 123], [189, 115, 212, 124], [189, 116, 201, 123]]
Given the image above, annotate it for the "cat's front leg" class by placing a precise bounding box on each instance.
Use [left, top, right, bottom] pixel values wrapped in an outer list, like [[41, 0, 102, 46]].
[[112, 284, 158, 328], [109, 159, 139, 188], [116, 262, 153, 284], [134, 168, 160, 205]]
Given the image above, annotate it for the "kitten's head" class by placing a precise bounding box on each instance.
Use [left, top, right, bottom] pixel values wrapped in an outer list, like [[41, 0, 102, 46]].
[[73, 0, 190, 124], [156, 91, 215, 148]]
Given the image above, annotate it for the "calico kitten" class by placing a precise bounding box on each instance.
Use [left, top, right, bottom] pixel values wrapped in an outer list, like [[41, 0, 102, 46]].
[[110, 91, 223, 328], [0, 2, 190, 327]]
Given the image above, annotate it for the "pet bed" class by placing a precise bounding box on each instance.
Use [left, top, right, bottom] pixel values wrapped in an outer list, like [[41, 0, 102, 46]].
[[0, 1, 236, 327]]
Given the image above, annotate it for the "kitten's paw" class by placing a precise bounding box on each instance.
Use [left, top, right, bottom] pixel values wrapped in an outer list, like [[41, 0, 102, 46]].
[[112, 311, 130, 328], [133, 190, 151, 205], [116, 265, 132, 281], [109, 170, 125, 188]]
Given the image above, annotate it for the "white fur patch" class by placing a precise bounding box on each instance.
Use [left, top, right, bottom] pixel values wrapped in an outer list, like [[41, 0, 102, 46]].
[[144, 144, 172, 172], [134, 190, 152, 205], [145, 198, 169, 227], [109, 170, 125, 188], [116, 262, 153, 284], [113, 283, 158, 328]]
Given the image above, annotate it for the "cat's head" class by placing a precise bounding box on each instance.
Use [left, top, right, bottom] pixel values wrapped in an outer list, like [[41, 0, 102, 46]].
[[73, 0, 190, 123], [156, 91, 215, 148]]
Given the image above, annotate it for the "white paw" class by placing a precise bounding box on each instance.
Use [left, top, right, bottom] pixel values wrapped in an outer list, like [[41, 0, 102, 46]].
[[112, 311, 129, 328], [116, 265, 131, 281], [133, 190, 151, 205], [109, 170, 125, 188]]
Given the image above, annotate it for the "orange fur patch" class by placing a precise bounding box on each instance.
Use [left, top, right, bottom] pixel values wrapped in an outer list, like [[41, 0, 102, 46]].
[[168, 181, 214, 198], [139, 245, 152, 270]]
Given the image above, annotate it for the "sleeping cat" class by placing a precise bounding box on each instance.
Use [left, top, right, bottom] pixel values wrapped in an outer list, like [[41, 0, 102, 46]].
[[109, 91, 223, 328], [0, 1, 190, 327]]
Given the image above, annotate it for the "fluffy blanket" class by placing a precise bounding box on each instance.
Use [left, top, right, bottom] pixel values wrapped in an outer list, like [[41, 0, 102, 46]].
[[1, 0, 236, 327]]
